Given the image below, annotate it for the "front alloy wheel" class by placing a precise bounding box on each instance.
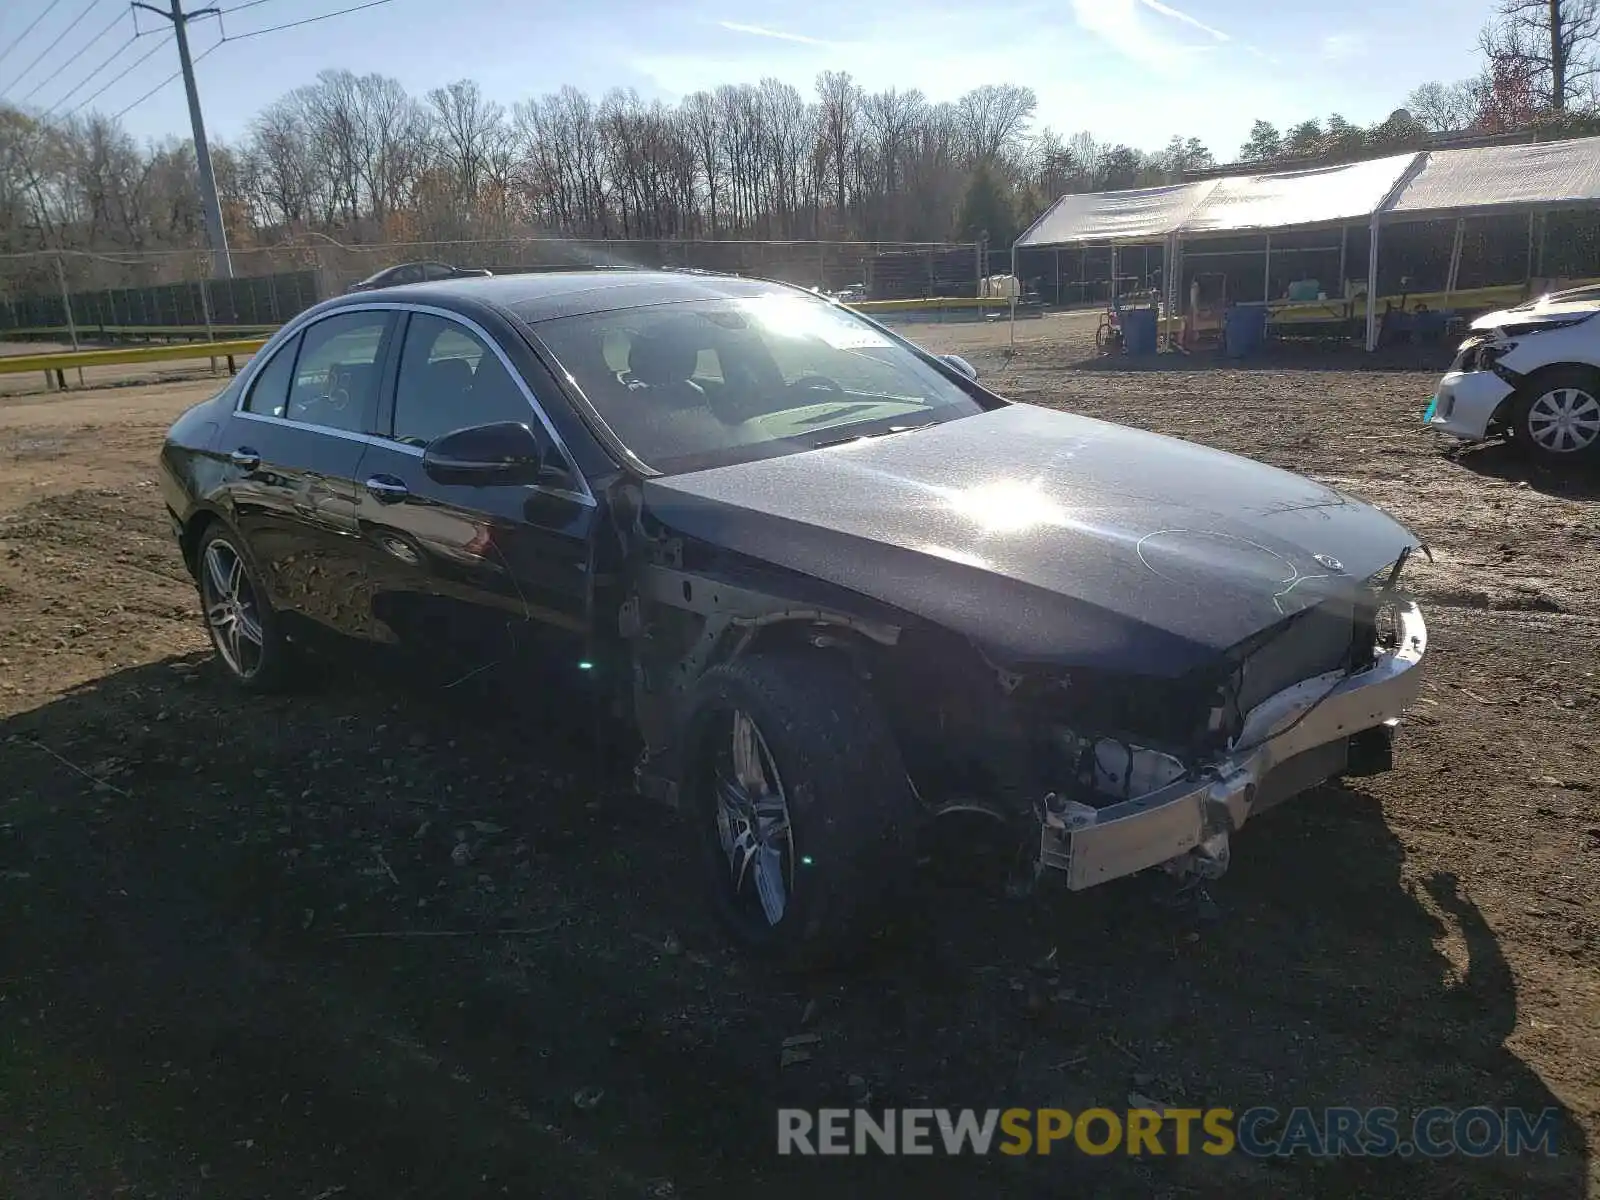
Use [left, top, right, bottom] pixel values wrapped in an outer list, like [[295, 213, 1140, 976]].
[[685, 653, 919, 967], [712, 709, 795, 928]]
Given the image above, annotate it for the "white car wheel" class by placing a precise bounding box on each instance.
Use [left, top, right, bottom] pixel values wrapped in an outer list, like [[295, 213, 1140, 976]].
[[1514, 368, 1600, 464]]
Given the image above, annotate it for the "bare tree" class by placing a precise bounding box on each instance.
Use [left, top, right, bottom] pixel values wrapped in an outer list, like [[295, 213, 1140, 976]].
[[956, 83, 1037, 165], [1406, 79, 1483, 132], [1480, 0, 1600, 111], [1067, 131, 1104, 188], [426, 79, 506, 219], [814, 71, 859, 235]]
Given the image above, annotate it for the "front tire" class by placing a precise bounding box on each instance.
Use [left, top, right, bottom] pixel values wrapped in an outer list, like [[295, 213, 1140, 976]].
[[195, 524, 293, 691], [1512, 366, 1600, 464], [682, 652, 918, 967]]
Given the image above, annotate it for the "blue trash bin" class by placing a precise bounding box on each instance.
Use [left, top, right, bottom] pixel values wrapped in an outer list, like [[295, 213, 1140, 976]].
[[1223, 305, 1268, 358], [1120, 306, 1158, 355]]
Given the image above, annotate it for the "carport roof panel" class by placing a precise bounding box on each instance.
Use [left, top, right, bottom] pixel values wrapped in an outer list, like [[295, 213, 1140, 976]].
[[1181, 153, 1418, 236], [1384, 136, 1600, 219], [1014, 180, 1218, 248]]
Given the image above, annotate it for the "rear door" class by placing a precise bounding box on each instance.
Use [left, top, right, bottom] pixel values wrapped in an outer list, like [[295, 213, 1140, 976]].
[[227, 308, 397, 639], [353, 309, 597, 671]]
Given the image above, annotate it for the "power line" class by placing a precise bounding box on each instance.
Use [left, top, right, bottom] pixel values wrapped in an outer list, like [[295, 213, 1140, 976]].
[[222, 0, 393, 41], [64, 30, 172, 116], [42, 30, 140, 113], [110, 31, 215, 118], [219, 0, 277, 12], [0, 0, 70, 75], [2, 0, 105, 99], [16, 4, 126, 105]]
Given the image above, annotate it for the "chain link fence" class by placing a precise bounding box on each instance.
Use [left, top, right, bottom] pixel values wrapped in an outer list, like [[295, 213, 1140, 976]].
[[0, 239, 982, 344]]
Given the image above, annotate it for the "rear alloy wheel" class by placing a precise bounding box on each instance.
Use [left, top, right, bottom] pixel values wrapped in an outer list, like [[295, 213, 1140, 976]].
[[1514, 367, 1600, 464], [685, 653, 918, 967], [196, 526, 290, 690]]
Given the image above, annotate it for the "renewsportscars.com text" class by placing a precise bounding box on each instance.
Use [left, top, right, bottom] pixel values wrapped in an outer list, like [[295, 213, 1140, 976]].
[[777, 1106, 1560, 1158]]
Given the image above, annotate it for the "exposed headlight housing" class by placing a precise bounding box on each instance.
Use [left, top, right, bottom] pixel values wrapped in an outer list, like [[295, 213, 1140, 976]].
[[1452, 337, 1519, 374]]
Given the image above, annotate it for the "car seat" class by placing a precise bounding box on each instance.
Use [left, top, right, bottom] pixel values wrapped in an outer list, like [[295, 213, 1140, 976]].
[[614, 327, 755, 462]]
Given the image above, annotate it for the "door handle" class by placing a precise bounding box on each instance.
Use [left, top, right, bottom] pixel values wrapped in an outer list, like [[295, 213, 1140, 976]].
[[229, 447, 260, 470], [365, 475, 409, 503]]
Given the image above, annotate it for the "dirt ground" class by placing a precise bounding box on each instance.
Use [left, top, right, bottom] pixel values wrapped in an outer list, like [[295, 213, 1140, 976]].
[[2, 311, 1596, 1199]]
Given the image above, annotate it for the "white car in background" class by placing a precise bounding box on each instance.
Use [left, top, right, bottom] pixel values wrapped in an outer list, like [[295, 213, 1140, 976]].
[[1427, 287, 1600, 464]]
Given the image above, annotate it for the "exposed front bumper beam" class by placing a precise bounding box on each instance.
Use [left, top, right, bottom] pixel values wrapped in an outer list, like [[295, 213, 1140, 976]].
[[1042, 601, 1428, 890]]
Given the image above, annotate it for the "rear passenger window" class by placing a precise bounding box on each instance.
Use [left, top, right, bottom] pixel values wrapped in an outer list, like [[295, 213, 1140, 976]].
[[391, 314, 534, 447], [284, 312, 388, 434], [243, 335, 299, 417]]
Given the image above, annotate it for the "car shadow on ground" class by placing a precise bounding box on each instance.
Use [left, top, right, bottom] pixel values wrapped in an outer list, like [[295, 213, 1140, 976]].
[[1449, 438, 1600, 500], [1, 652, 1588, 1199]]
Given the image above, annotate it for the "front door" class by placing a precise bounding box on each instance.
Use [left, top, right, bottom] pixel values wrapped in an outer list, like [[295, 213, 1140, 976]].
[[353, 310, 596, 677], [224, 309, 397, 640]]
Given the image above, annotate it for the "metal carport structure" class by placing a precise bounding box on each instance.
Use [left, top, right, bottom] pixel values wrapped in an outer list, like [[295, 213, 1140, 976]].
[[1011, 134, 1600, 351]]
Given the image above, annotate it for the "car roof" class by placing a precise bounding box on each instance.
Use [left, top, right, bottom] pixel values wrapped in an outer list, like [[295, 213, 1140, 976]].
[[329, 269, 801, 323]]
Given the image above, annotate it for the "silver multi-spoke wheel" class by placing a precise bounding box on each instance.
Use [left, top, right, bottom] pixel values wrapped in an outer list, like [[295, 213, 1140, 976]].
[[1526, 386, 1600, 454], [201, 538, 266, 679], [689, 655, 916, 964], [713, 709, 794, 927]]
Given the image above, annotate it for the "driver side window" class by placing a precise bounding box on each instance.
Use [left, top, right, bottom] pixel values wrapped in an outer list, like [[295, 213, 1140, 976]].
[[282, 311, 388, 434], [390, 314, 537, 447]]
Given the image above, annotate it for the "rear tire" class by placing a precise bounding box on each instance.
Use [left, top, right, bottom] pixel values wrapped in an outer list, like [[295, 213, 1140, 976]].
[[195, 524, 294, 692], [1511, 365, 1600, 464], [682, 652, 919, 968]]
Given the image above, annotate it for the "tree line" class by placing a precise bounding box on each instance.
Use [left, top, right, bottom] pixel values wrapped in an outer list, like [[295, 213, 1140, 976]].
[[2, 73, 1220, 262], [3, 0, 1599, 274]]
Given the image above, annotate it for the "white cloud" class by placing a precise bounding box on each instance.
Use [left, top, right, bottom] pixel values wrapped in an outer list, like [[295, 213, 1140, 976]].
[[716, 20, 840, 48], [1069, 0, 1215, 71], [1138, 0, 1231, 42], [631, 1, 1289, 157], [1322, 32, 1364, 60]]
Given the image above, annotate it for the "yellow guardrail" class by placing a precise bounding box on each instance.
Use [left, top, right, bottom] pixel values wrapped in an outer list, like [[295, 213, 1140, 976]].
[[2, 323, 277, 341], [0, 337, 267, 387]]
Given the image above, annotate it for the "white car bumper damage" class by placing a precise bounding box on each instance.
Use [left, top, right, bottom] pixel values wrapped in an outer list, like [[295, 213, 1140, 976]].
[[1428, 369, 1515, 441], [1041, 601, 1428, 890]]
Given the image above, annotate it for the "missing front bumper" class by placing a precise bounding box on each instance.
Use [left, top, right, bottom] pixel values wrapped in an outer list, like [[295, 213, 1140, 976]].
[[1040, 601, 1428, 891]]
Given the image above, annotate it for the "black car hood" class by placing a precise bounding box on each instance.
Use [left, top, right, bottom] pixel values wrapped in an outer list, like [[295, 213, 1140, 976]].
[[642, 404, 1419, 677]]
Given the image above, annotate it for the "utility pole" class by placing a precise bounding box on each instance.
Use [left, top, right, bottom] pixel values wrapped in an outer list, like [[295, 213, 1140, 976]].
[[134, 0, 233, 278]]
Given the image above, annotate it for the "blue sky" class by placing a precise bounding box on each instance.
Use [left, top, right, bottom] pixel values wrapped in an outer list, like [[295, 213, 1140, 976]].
[[4, 0, 1493, 161]]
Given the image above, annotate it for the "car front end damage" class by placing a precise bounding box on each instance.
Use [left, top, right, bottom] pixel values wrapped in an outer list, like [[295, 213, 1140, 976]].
[[624, 528, 1429, 898], [997, 552, 1428, 892], [1428, 333, 1518, 441], [1427, 305, 1600, 441], [1036, 596, 1425, 890]]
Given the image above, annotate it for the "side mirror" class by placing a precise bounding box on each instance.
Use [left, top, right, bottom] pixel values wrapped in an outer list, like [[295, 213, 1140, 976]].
[[423, 421, 546, 487], [940, 353, 979, 381]]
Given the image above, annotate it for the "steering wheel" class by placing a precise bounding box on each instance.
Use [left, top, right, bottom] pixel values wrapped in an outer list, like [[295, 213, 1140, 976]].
[[788, 373, 844, 397], [294, 364, 351, 416]]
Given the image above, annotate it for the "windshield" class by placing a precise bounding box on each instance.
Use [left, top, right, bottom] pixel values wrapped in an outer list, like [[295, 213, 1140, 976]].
[[533, 294, 985, 473]]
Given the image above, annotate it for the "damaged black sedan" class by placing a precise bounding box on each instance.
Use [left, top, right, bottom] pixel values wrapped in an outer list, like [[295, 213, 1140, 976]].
[[159, 271, 1428, 962]]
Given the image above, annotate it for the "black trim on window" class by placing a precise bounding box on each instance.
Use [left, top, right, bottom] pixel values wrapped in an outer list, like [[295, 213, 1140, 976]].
[[375, 310, 409, 438]]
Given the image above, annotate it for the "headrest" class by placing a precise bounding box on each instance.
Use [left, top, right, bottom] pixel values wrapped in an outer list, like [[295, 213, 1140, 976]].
[[627, 329, 699, 388], [426, 356, 474, 394]]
